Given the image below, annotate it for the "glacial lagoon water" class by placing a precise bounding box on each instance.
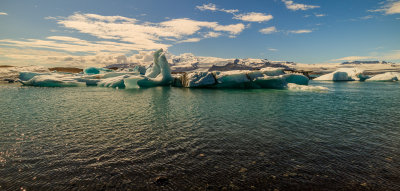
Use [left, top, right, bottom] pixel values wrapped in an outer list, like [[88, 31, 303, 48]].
[[0, 81, 399, 190]]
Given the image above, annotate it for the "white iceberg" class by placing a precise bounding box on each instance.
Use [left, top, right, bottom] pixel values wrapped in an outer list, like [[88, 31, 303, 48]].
[[124, 49, 173, 88], [181, 72, 216, 88], [20, 73, 85, 87], [314, 68, 368, 81], [287, 83, 328, 91], [97, 75, 130, 88], [214, 71, 251, 88], [366, 72, 399, 82]]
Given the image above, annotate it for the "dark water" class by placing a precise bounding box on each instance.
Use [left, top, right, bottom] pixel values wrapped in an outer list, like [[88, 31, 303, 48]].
[[0, 82, 399, 190]]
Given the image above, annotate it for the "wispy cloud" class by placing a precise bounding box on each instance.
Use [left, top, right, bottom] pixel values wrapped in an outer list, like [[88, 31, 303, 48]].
[[196, 3, 272, 23], [268, 48, 278, 51], [233, 12, 273, 22], [288, 29, 312, 34], [331, 56, 376, 62], [259, 26, 278, 34], [0, 12, 8, 15], [369, 0, 400, 15], [196, 3, 238, 14], [53, 13, 245, 50], [281, 0, 320, 11], [314, 13, 326, 17], [331, 50, 400, 62]]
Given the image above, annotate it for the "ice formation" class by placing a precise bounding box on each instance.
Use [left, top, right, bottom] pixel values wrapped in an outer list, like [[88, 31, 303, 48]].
[[314, 68, 368, 81], [16, 49, 317, 90], [287, 83, 329, 91], [366, 72, 399, 82], [20, 73, 85, 87]]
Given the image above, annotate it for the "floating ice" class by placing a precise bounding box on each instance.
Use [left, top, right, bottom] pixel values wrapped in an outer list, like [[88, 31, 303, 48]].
[[214, 71, 251, 88], [366, 72, 399, 82], [124, 49, 173, 88], [98, 75, 130, 88], [20, 73, 85, 87], [84, 67, 113, 75], [180, 72, 216, 88], [314, 68, 368, 81], [287, 83, 328, 91]]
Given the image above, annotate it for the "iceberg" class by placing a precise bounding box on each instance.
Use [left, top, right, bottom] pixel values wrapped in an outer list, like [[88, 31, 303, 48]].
[[181, 72, 216, 88], [214, 71, 251, 88], [124, 49, 173, 88], [314, 68, 368, 81], [287, 83, 328, 91], [97, 75, 130, 88], [20, 73, 85, 87], [366, 72, 399, 82], [84, 67, 113, 75]]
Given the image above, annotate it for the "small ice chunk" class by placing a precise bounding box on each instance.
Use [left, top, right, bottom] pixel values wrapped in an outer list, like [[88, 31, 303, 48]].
[[287, 83, 328, 91]]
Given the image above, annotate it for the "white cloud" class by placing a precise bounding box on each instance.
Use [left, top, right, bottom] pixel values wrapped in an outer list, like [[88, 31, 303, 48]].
[[0, 12, 8, 15], [315, 13, 326, 17], [204, 32, 222, 38], [281, 0, 320, 11], [259, 26, 278, 34], [196, 3, 239, 14], [196, 3, 271, 22], [53, 13, 245, 50], [369, 1, 400, 15], [178, 38, 202, 43], [268, 48, 278, 51], [233, 12, 273, 22], [331, 56, 376, 62], [360, 15, 374, 20], [288, 29, 312, 34], [196, 3, 217, 11]]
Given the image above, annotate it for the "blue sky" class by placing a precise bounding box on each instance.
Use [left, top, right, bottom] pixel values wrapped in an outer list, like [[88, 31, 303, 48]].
[[0, 0, 399, 66]]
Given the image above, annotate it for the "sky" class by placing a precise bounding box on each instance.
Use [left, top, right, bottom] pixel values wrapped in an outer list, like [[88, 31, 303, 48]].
[[0, 0, 400, 67]]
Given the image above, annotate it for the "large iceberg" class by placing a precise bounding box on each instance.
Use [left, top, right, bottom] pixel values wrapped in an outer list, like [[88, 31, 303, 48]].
[[17, 49, 316, 90], [124, 49, 173, 88], [366, 72, 399, 82], [20, 73, 85, 87], [314, 68, 368, 81]]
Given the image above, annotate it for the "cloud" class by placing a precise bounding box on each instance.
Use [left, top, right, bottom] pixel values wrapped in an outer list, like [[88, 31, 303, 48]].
[[314, 13, 326, 17], [268, 48, 278, 51], [52, 13, 245, 50], [288, 29, 312, 34], [196, 3, 239, 14], [0, 12, 8, 15], [331, 56, 376, 62], [233, 12, 273, 22], [178, 38, 202, 43], [196, 3, 217, 11], [196, 3, 271, 22], [259, 26, 278, 34], [369, 0, 400, 15], [281, 0, 320, 11]]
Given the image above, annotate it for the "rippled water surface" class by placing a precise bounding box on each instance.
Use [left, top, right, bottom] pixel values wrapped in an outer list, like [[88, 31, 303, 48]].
[[1, 82, 399, 190]]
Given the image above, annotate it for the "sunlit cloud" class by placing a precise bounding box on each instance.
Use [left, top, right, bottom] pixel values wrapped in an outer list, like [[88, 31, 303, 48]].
[[196, 3, 239, 14], [369, 0, 400, 15], [196, 3, 272, 22], [259, 26, 278, 34], [288, 29, 312, 34], [0, 12, 8, 15], [281, 0, 320, 11], [314, 13, 326, 17], [233, 12, 273, 22]]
